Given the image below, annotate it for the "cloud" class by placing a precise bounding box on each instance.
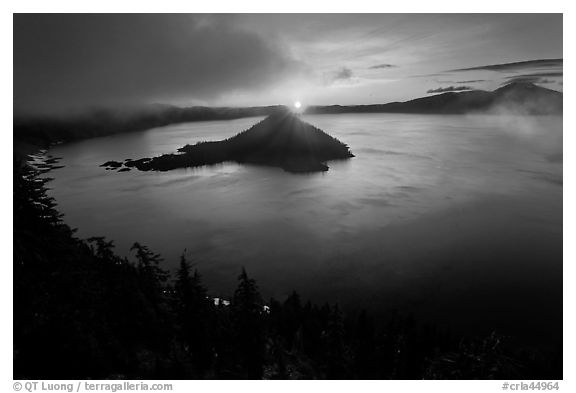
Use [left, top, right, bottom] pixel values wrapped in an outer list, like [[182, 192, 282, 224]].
[[426, 86, 473, 94], [432, 79, 486, 84], [435, 60, 563, 90], [449, 58, 562, 72], [323, 67, 354, 85], [14, 14, 306, 115], [368, 64, 396, 69], [410, 73, 448, 78], [503, 71, 562, 85], [455, 80, 486, 83], [334, 67, 353, 80], [506, 72, 563, 79], [504, 77, 556, 85], [13, 14, 563, 112]]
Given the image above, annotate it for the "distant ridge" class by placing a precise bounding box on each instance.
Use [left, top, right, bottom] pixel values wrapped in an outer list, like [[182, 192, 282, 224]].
[[305, 83, 562, 116], [15, 83, 562, 157], [102, 109, 354, 174], [14, 105, 284, 147]]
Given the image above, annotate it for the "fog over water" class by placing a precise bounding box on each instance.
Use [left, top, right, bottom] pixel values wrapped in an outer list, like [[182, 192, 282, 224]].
[[44, 113, 562, 342]]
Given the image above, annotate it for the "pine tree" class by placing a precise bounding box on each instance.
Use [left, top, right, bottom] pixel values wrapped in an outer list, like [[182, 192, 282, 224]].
[[233, 268, 263, 315], [174, 252, 213, 376], [131, 242, 169, 288], [231, 268, 265, 379]]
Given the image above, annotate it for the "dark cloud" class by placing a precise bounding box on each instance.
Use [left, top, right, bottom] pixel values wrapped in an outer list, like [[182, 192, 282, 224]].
[[333, 67, 353, 80], [455, 80, 487, 83], [503, 71, 562, 85], [426, 86, 473, 94], [505, 72, 563, 79], [449, 58, 562, 72], [411, 73, 448, 78], [323, 67, 354, 85], [14, 14, 305, 114], [368, 64, 395, 69], [432, 79, 486, 84], [503, 77, 555, 85]]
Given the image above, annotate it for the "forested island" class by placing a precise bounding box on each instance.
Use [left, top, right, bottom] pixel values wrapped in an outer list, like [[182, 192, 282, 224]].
[[101, 110, 354, 174]]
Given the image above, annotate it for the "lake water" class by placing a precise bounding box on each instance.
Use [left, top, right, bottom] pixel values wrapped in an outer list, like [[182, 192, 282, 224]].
[[44, 113, 562, 343]]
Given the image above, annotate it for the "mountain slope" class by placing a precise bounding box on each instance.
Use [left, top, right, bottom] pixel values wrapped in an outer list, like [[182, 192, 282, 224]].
[[490, 83, 563, 115], [305, 83, 562, 115]]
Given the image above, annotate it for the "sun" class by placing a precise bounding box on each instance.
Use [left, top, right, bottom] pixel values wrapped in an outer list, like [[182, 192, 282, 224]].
[[294, 101, 302, 109]]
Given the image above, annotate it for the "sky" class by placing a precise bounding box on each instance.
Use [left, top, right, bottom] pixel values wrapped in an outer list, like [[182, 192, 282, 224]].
[[13, 14, 563, 115]]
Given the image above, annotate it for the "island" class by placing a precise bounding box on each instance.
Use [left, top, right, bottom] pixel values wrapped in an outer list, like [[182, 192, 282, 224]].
[[101, 109, 354, 174]]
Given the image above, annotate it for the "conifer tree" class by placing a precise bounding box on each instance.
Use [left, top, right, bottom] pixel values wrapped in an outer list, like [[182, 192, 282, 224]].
[[232, 268, 265, 378]]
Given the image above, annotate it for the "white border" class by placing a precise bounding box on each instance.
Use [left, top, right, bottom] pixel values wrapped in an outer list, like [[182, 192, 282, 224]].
[[3, 3, 572, 391]]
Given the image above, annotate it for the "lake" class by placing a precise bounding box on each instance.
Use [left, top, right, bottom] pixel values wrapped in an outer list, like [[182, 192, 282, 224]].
[[43, 113, 563, 344]]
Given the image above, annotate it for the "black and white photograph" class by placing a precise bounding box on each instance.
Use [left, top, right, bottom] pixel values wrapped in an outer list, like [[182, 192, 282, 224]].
[[11, 8, 568, 385]]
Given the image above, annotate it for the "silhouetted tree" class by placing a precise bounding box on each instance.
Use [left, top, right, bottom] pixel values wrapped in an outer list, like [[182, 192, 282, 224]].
[[231, 268, 266, 378], [87, 236, 118, 262], [352, 310, 378, 378], [322, 305, 350, 378], [131, 242, 168, 285], [173, 252, 214, 376]]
